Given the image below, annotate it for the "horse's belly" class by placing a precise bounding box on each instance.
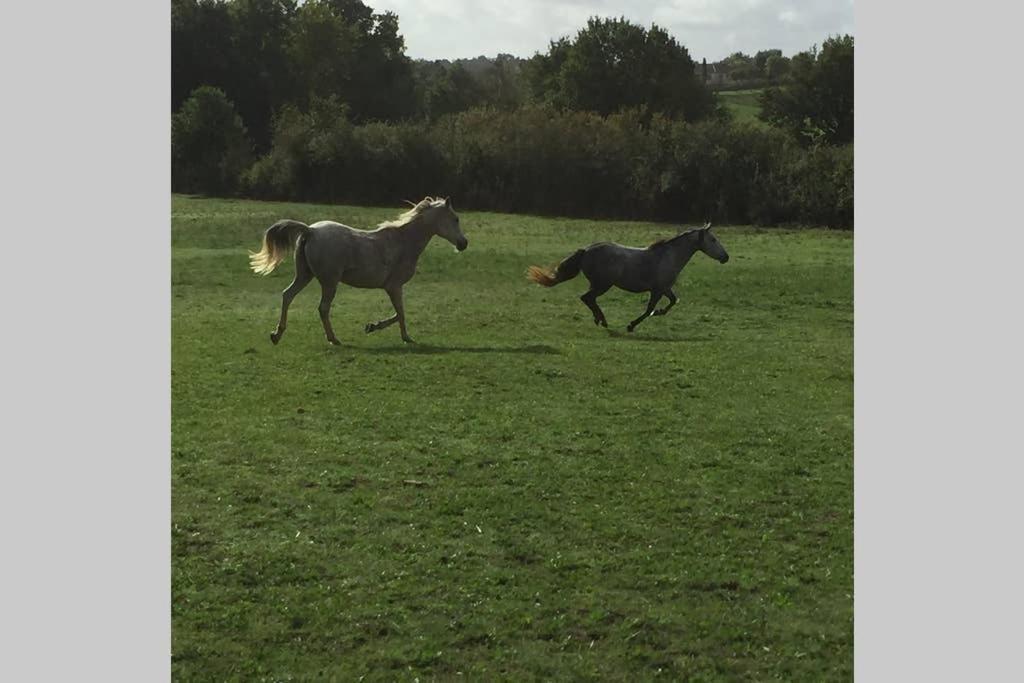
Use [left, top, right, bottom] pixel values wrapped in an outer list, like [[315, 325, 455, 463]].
[[341, 268, 388, 288], [333, 238, 392, 287], [616, 280, 650, 293]]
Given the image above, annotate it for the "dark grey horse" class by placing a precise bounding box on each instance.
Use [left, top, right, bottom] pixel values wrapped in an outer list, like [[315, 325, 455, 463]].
[[526, 223, 729, 332]]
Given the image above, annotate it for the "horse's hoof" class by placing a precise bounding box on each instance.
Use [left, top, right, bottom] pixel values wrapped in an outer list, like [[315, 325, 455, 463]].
[[364, 323, 374, 334], [600, 320, 608, 328], [402, 337, 415, 344], [328, 338, 341, 346], [626, 325, 634, 333], [270, 332, 280, 345]]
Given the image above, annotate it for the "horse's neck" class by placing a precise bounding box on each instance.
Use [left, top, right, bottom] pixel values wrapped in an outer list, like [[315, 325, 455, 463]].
[[396, 219, 435, 259], [666, 237, 699, 270]]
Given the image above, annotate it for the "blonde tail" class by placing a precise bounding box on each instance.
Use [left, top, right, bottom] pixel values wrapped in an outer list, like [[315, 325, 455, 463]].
[[526, 265, 559, 286], [526, 249, 585, 287], [249, 220, 310, 275]]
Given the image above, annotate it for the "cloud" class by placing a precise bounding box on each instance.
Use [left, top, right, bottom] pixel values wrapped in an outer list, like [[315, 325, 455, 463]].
[[779, 9, 801, 25], [369, 0, 853, 61]]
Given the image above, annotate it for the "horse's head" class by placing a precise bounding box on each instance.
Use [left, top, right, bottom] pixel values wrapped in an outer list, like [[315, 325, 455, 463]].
[[430, 197, 468, 252], [695, 223, 729, 263]]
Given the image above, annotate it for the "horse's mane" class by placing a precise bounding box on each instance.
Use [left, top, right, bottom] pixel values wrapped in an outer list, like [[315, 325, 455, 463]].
[[648, 228, 701, 249], [377, 196, 446, 230]]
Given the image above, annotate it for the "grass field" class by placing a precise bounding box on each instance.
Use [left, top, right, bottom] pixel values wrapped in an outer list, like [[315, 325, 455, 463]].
[[718, 89, 767, 127], [172, 195, 853, 680]]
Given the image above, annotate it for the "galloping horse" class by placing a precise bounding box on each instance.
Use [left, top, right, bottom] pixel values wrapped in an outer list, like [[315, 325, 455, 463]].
[[250, 196, 468, 345], [526, 223, 729, 332]]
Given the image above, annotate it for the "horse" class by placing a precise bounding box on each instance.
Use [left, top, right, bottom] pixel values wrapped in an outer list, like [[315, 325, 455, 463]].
[[249, 196, 468, 346], [526, 223, 729, 332]]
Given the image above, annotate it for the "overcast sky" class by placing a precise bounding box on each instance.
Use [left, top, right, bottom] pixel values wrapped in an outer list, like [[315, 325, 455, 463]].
[[369, 0, 854, 62]]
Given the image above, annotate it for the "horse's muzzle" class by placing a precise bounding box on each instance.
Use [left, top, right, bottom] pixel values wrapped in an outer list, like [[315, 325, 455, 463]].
[[457, 238, 468, 252], [720, 254, 729, 263]]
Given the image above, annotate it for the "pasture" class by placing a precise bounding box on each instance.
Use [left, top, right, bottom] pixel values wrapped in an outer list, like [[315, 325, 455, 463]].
[[172, 195, 852, 680], [718, 89, 768, 127]]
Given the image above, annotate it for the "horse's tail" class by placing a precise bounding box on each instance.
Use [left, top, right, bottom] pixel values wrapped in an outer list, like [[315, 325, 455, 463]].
[[249, 220, 310, 275], [526, 249, 585, 287]]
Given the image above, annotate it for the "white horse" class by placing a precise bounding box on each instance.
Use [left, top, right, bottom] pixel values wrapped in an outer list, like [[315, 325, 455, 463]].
[[250, 196, 468, 345]]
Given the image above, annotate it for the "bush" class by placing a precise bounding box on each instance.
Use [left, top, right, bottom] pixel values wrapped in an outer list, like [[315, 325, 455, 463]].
[[243, 96, 441, 205], [759, 35, 854, 146], [237, 101, 852, 229], [782, 143, 853, 228], [172, 86, 253, 195]]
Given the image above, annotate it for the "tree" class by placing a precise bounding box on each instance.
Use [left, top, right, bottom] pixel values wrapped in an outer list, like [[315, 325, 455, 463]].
[[171, 0, 237, 113], [764, 54, 791, 82], [754, 49, 783, 74], [419, 63, 486, 118], [287, 1, 360, 107], [348, 8, 417, 121], [171, 0, 297, 152], [172, 86, 254, 194], [759, 35, 853, 145], [286, 0, 415, 122], [479, 55, 527, 111], [411, 55, 528, 118], [227, 0, 297, 151], [523, 37, 572, 104], [720, 52, 758, 81], [526, 17, 716, 121]]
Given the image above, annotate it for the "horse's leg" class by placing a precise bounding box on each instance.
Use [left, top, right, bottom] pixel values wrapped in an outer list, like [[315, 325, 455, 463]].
[[653, 288, 678, 316], [270, 260, 313, 345], [317, 280, 341, 345], [580, 283, 611, 327], [364, 289, 399, 335], [364, 313, 398, 334], [627, 290, 663, 332], [385, 285, 414, 343]]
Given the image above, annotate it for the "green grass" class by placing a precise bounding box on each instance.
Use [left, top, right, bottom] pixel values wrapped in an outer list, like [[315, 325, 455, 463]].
[[172, 194, 852, 680], [718, 89, 767, 127]]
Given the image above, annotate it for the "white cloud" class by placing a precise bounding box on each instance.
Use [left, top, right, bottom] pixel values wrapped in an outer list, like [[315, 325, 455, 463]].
[[779, 9, 801, 25]]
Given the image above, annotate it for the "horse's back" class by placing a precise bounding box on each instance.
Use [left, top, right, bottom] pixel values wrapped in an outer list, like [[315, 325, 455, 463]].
[[583, 241, 650, 266], [309, 220, 363, 235], [304, 222, 359, 255], [301, 221, 388, 284], [581, 242, 655, 291], [585, 241, 646, 255]]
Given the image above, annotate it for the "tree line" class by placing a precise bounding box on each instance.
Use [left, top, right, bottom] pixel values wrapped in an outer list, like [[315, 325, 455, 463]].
[[172, 0, 854, 228]]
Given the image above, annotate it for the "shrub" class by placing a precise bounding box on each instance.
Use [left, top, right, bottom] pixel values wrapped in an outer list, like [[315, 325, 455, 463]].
[[238, 102, 853, 228], [172, 86, 253, 195]]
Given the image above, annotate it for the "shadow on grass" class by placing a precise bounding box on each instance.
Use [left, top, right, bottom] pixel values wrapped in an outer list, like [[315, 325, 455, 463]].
[[604, 329, 715, 343], [353, 342, 562, 355]]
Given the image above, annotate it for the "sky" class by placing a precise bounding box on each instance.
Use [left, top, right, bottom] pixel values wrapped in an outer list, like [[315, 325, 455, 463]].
[[369, 0, 854, 62]]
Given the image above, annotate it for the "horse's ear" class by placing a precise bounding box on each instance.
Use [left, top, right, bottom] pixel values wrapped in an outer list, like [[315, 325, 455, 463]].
[[444, 196, 452, 207]]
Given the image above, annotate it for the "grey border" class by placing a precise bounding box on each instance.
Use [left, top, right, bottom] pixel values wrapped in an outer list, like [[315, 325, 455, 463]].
[[2, 2, 169, 680], [7, 0, 1022, 679], [855, 1, 1021, 679]]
